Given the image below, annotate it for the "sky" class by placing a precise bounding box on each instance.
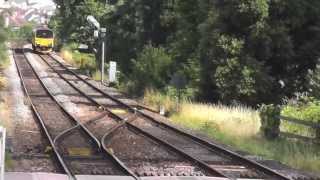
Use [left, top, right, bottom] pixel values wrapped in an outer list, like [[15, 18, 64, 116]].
[[30, 0, 55, 7], [0, 0, 55, 10], [13, 0, 55, 7]]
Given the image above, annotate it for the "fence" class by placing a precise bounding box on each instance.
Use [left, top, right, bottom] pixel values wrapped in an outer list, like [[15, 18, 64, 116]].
[[0, 127, 5, 180], [278, 115, 320, 142]]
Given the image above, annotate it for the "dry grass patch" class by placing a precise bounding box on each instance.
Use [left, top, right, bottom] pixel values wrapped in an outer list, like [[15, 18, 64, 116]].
[[172, 102, 260, 138], [0, 76, 7, 90], [142, 89, 178, 114], [171, 102, 320, 173], [60, 49, 75, 65]]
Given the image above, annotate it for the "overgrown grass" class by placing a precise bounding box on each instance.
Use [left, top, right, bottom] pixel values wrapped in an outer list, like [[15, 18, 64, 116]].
[[142, 90, 320, 173], [0, 76, 7, 90], [282, 99, 320, 138], [143, 89, 178, 115], [0, 43, 9, 67], [91, 70, 108, 81], [8, 22, 35, 41], [60, 43, 108, 81], [61, 43, 96, 70], [171, 102, 260, 137], [5, 152, 13, 169]]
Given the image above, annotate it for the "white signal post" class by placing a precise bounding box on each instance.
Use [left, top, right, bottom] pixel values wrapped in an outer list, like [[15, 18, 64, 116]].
[[86, 15, 106, 84], [100, 28, 106, 83], [109, 61, 117, 83]]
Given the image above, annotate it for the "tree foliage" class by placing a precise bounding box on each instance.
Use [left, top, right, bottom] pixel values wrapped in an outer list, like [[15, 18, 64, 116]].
[[51, 0, 320, 106], [0, 16, 7, 43], [0, 15, 9, 67], [129, 44, 172, 95]]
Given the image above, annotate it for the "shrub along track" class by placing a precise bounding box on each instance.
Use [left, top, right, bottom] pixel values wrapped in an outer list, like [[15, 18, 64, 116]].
[[13, 48, 135, 179], [37, 52, 292, 180]]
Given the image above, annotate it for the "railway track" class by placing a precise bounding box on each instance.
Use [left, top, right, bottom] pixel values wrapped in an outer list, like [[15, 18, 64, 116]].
[[38, 54, 226, 177], [13, 48, 136, 179], [36, 52, 292, 180]]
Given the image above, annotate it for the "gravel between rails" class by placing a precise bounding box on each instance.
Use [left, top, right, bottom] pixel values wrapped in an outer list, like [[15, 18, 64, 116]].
[[13, 48, 130, 177]]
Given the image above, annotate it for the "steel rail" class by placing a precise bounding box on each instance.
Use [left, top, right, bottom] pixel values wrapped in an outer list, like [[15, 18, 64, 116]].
[[53, 124, 81, 145], [83, 111, 110, 125], [24, 53, 102, 149], [101, 115, 139, 150], [12, 49, 74, 179], [103, 116, 230, 178], [48, 53, 292, 180], [23, 49, 138, 179], [100, 115, 138, 153], [51, 54, 291, 179], [38, 54, 105, 111], [41, 54, 231, 179], [55, 111, 108, 145]]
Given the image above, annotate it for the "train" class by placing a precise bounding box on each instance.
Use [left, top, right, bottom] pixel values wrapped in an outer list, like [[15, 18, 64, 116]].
[[31, 27, 54, 53]]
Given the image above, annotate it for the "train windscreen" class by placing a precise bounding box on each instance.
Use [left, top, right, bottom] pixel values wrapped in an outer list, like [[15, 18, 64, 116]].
[[36, 30, 53, 38]]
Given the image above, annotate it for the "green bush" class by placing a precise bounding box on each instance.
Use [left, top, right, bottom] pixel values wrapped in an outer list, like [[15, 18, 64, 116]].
[[0, 43, 8, 67], [308, 64, 320, 99], [0, 16, 8, 42], [130, 44, 173, 95], [61, 43, 97, 70], [282, 97, 320, 138], [165, 86, 195, 102], [283, 98, 320, 123], [260, 104, 281, 140], [9, 23, 34, 41], [0, 17, 9, 69]]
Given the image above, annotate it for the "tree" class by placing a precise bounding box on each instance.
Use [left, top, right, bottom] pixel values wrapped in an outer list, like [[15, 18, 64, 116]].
[[50, 0, 320, 105], [105, 0, 174, 74], [130, 44, 173, 95]]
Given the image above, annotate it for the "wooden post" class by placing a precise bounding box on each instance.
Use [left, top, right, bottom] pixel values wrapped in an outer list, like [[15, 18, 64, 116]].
[[80, 57, 84, 68], [260, 104, 281, 140], [316, 121, 320, 141]]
